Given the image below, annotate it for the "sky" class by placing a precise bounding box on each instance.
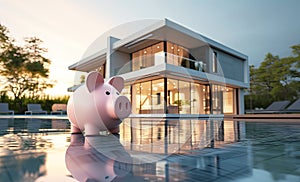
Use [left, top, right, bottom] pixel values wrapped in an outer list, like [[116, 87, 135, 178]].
[[1, 0, 300, 96]]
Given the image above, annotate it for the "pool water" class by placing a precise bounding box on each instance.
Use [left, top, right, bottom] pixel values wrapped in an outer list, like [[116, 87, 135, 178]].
[[0, 118, 299, 182]]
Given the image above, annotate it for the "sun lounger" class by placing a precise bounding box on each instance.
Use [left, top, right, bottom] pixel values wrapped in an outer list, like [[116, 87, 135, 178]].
[[0, 103, 14, 115], [284, 99, 300, 113], [25, 104, 47, 115], [51, 104, 67, 115], [246, 100, 290, 114]]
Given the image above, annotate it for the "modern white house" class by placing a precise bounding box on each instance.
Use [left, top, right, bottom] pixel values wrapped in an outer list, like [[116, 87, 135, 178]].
[[69, 19, 249, 117]]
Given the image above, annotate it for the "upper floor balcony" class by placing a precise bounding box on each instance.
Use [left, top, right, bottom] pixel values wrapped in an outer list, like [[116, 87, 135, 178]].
[[166, 52, 206, 72], [129, 52, 206, 74]]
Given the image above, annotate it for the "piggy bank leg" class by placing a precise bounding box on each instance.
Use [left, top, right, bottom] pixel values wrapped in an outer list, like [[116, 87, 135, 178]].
[[109, 126, 120, 134], [71, 125, 82, 134], [84, 123, 99, 136]]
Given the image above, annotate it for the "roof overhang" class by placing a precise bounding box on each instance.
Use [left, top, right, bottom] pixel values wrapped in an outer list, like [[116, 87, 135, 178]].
[[68, 48, 107, 72], [112, 19, 247, 60], [69, 18, 248, 72]]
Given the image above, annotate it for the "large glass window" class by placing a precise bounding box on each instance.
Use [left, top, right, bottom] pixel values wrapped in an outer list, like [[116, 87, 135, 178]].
[[167, 79, 179, 114], [211, 85, 236, 114], [131, 41, 206, 73], [223, 87, 235, 114], [132, 79, 165, 114], [178, 81, 191, 114], [212, 85, 223, 114], [203, 85, 211, 114], [132, 51, 141, 71], [151, 79, 165, 114], [122, 85, 131, 101], [191, 83, 201, 114], [167, 79, 209, 114], [166, 42, 189, 66], [140, 81, 151, 114], [212, 51, 218, 73], [132, 83, 141, 114], [132, 42, 163, 71], [132, 78, 213, 115]]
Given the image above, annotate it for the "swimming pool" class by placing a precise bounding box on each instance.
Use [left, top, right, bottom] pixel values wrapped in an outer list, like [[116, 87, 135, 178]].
[[0, 118, 299, 181]]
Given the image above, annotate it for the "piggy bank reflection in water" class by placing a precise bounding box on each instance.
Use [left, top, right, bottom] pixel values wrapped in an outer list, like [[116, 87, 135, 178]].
[[67, 71, 131, 135], [65, 134, 133, 182]]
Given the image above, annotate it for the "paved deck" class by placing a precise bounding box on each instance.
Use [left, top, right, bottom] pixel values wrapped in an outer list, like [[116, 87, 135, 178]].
[[226, 114, 300, 120], [0, 114, 68, 119]]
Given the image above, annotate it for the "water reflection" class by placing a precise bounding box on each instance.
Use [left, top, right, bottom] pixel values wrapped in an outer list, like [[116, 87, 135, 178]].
[[0, 118, 70, 181], [245, 122, 300, 181], [0, 151, 46, 181], [1, 118, 300, 181], [65, 134, 132, 181], [117, 119, 252, 181], [120, 119, 245, 155], [65, 119, 251, 182]]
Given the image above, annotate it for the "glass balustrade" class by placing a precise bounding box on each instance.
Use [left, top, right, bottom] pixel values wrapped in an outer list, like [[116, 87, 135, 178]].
[[130, 52, 206, 73], [165, 52, 206, 72]]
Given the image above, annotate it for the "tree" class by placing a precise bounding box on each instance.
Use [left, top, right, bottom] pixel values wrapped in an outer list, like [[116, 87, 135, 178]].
[[0, 24, 53, 103], [246, 44, 300, 109]]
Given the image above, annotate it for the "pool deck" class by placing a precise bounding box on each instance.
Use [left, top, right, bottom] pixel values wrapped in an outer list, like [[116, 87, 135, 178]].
[[226, 114, 300, 121], [0, 114, 68, 119]]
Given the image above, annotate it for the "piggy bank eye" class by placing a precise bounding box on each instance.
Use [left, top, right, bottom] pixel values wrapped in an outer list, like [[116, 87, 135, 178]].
[[105, 91, 110, 95], [116, 92, 120, 95]]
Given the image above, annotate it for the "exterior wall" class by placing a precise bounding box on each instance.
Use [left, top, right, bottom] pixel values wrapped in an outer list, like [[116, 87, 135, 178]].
[[110, 51, 130, 76], [238, 88, 245, 114], [106, 36, 130, 78], [210, 48, 246, 82], [106, 36, 118, 78]]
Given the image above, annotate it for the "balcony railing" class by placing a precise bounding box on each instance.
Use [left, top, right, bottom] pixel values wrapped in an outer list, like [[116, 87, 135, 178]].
[[165, 52, 206, 72], [117, 52, 207, 74]]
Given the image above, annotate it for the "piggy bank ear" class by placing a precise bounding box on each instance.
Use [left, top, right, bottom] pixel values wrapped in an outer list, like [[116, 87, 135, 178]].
[[108, 76, 124, 92], [86, 71, 104, 92]]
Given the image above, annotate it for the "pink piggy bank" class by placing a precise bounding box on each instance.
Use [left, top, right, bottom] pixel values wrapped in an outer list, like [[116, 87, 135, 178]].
[[67, 71, 131, 135]]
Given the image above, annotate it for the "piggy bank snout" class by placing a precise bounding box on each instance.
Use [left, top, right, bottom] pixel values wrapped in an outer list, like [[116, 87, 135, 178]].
[[113, 96, 131, 119]]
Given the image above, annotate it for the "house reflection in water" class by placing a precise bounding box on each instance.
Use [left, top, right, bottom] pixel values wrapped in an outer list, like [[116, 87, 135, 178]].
[[120, 118, 245, 154], [115, 118, 252, 181]]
